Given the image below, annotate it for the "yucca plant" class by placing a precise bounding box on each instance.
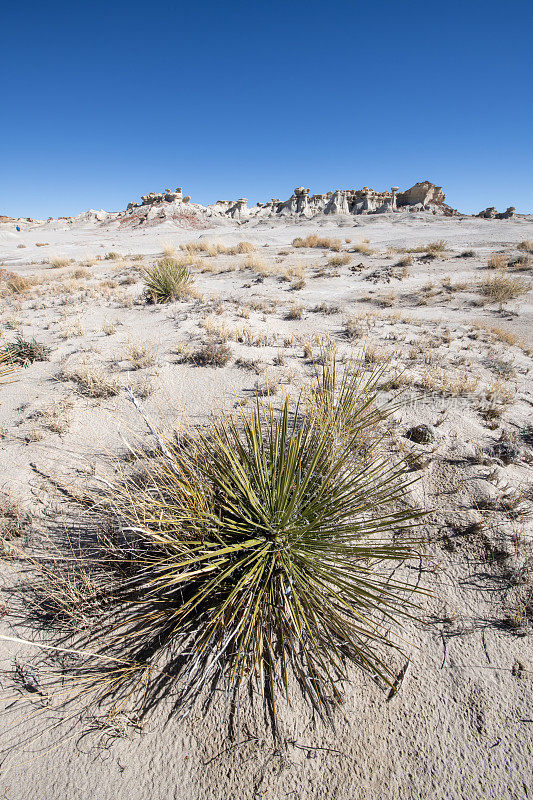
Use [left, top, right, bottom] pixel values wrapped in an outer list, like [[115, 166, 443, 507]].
[[143, 257, 193, 303], [29, 354, 425, 725], [1, 334, 51, 366], [0, 351, 16, 385]]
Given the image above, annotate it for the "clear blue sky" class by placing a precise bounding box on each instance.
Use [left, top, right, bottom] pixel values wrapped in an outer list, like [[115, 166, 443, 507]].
[[1, 0, 532, 218]]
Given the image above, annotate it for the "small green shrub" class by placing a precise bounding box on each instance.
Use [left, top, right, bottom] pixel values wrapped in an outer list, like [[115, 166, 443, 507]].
[[30, 353, 424, 724], [1, 335, 51, 366], [143, 258, 193, 303]]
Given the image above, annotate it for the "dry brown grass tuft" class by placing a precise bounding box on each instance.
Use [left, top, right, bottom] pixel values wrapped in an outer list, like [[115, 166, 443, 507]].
[[285, 304, 303, 320], [479, 274, 530, 304], [518, 240, 533, 254], [125, 341, 158, 370], [59, 363, 119, 398], [327, 253, 351, 267], [351, 239, 373, 255], [49, 256, 73, 268], [487, 253, 508, 270], [292, 235, 342, 251], [185, 340, 231, 367]]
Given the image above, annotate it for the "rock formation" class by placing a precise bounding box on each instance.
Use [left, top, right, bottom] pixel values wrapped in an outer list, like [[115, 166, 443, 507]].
[[477, 206, 516, 220], [120, 180, 453, 224]]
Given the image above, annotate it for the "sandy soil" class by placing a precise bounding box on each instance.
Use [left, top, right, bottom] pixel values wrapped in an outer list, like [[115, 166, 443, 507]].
[[0, 211, 532, 799]]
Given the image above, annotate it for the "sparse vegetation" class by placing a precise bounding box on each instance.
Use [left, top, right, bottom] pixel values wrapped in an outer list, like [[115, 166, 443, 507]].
[[487, 253, 508, 270], [292, 235, 342, 251], [49, 257, 72, 268], [185, 340, 231, 367], [59, 363, 119, 398], [479, 274, 530, 304], [1, 335, 51, 365], [143, 257, 193, 303], [327, 253, 351, 266], [33, 355, 423, 722]]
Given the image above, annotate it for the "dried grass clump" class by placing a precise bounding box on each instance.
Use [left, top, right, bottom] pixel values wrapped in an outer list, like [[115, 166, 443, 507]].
[[0, 271, 33, 296], [285, 304, 303, 320], [487, 253, 508, 270], [0, 494, 28, 545], [125, 341, 158, 370], [30, 353, 423, 723], [143, 258, 193, 303], [104, 252, 121, 261], [59, 364, 119, 398], [49, 257, 72, 269], [327, 253, 351, 266], [351, 239, 373, 255], [186, 340, 231, 367], [292, 235, 342, 251], [517, 240, 533, 254], [180, 240, 254, 257], [479, 274, 530, 304]]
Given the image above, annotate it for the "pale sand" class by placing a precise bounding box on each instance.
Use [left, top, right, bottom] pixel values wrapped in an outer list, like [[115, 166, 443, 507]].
[[0, 212, 532, 799]]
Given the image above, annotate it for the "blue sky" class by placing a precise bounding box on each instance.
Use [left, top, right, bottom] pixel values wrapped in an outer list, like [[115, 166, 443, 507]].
[[1, 0, 532, 218]]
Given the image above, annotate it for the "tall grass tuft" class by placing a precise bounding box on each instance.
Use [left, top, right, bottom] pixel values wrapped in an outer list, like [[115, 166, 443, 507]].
[[143, 257, 193, 303], [28, 353, 425, 724]]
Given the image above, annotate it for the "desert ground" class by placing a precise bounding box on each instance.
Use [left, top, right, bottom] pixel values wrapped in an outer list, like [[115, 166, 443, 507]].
[[0, 210, 532, 799]]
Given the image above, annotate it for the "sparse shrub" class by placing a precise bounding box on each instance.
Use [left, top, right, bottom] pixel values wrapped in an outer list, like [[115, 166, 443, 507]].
[[1, 335, 51, 365], [507, 255, 530, 271], [0, 494, 28, 543], [59, 364, 119, 398], [0, 271, 33, 295], [285, 304, 303, 320], [487, 253, 508, 270], [31, 355, 423, 722], [479, 274, 530, 304], [49, 257, 72, 268], [125, 341, 157, 370], [311, 302, 341, 315], [105, 251, 120, 260], [351, 239, 373, 255], [517, 240, 533, 254], [396, 255, 412, 268], [426, 240, 447, 253], [162, 241, 177, 257], [143, 258, 193, 303], [292, 235, 342, 251], [458, 250, 475, 258], [186, 340, 231, 367], [233, 241, 255, 254], [328, 253, 351, 266]]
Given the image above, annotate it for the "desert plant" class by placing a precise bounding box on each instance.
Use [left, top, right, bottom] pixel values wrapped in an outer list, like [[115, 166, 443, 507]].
[[27, 357, 424, 724], [186, 340, 231, 366], [59, 363, 119, 397], [517, 240, 533, 254], [487, 253, 508, 270], [49, 256, 72, 268], [292, 235, 342, 251], [479, 274, 530, 304], [328, 253, 351, 266], [143, 258, 193, 303], [1, 335, 51, 366]]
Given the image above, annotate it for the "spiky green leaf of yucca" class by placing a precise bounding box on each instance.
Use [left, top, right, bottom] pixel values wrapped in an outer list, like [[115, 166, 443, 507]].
[[0, 345, 17, 385], [71, 357, 425, 721], [143, 257, 192, 303]]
